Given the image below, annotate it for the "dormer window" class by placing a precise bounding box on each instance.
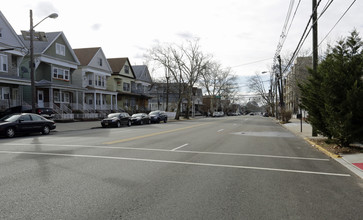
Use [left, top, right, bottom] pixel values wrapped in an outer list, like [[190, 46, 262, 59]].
[[56, 43, 65, 56], [99, 58, 103, 66], [124, 65, 129, 74]]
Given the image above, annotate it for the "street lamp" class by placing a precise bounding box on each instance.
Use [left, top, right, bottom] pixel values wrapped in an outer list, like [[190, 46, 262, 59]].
[[29, 10, 58, 113]]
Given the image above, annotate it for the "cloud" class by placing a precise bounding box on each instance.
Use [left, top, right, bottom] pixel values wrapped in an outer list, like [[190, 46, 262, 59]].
[[91, 23, 102, 31], [35, 1, 58, 17], [176, 31, 197, 40]]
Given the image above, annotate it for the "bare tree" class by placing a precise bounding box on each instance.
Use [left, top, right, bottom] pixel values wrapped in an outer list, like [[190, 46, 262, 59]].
[[247, 72, 275, 115], [199, 61, 238, 114], [146, 39, 209, 119]]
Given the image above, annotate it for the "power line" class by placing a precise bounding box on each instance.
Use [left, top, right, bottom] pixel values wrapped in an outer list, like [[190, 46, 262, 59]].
[[318, 0, 356, 47], [280, 0, 323, 74], [230, 58, 273, 68], [273, 0, 300, 64]]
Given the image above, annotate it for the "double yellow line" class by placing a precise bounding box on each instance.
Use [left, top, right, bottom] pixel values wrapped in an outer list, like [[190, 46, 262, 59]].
[[103, 122, 213, 145]]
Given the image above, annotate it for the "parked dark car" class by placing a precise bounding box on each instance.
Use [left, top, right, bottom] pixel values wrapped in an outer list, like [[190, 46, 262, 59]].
[[25, 107, 55, 119], [0, 106, 55, 119], [130, 113, 151, 125], [0, 113, 56, 138], [0, 106, 31, 118], [148, 110, 168, 123], [101, 112, 131, 128]]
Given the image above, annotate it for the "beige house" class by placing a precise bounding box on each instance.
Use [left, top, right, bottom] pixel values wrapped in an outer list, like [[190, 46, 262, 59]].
[[107, 57, 139, 113]]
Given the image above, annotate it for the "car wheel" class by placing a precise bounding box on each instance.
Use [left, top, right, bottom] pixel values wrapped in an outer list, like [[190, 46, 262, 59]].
[[127, 120, 131, 127], [5, 127, 15, 138], [102, 124, 106, 128], [117, 121, 121, 128], [148, 119, 151, 124], [157, 119, 160, 123], [42, 125, 50, 135], [164, 118, 167, 123], [140, 120, 143, 125]]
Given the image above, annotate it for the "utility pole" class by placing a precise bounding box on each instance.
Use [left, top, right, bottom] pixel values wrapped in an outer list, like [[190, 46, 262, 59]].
[[312, 0, 318, 136], [165, 67, 169, 112], [30, 10, 36, 113]]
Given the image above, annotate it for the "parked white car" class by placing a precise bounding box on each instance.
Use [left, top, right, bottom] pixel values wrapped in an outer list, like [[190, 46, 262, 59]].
[[212, 111, 224, 117]]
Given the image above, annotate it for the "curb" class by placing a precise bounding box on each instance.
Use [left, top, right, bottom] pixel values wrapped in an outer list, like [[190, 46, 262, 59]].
[[337, 157, 363, 180], [304, 137, 341, 159]]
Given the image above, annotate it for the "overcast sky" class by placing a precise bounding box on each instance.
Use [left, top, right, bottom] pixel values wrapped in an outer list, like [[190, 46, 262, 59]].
[[2, 0, 363, 94]]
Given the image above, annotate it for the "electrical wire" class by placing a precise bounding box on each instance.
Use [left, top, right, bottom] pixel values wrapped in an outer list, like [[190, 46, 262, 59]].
[[230, 58, 273, 68], [318, 0, 356, 47], [273, 0, 299, 64], [280, 0, 323, 74]]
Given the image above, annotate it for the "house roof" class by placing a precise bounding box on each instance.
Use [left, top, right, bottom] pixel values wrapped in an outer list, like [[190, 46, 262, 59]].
[[0, 11, 27, 55], [107, 57, 136, 79], [19, 31, 80, 65], [132, 65, 152, 83], [73, 47, 100, 66], [107, 57, 128, 73]]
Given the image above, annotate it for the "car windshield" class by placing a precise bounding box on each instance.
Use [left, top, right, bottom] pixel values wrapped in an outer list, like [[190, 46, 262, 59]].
[[0, 114, 21, 122], [107, 113, 120, 118], [132, 114, 143, 117], [149, 111, 159, 115]]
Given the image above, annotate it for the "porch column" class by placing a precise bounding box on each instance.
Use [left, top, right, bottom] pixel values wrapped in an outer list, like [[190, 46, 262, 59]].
[[76, 91, 79, 110], [93, 92, 97, 110], [100, 93, 103, 110], [110, 94, 113, 111], [82, 91, 85, 111], [49, 88, 53, 108], [115, 95, 118, 111]]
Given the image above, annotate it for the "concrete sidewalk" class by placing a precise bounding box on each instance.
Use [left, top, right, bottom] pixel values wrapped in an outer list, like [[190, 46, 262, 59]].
[[280, 118, 363, 179]]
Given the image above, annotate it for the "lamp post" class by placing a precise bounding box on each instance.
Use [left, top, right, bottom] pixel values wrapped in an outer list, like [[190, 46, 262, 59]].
[[29, 10, 58, 113]]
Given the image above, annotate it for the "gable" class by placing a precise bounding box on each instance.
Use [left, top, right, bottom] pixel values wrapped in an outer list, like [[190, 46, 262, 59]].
[[44, 33, 78, 64], [133, 65, 153, 83], [88, 48, 112, 73], [108, 57, 136, 79], [0, 11, 26, 55]]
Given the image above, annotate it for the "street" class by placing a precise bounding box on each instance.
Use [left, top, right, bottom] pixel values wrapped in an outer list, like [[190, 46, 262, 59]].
[[0, 116, 362, 219]]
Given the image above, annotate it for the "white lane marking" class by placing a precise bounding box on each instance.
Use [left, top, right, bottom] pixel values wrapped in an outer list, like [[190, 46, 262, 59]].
[[171, 143, 189, 151], [4, 143, 329, 161], [0, 150, 350, 177], [217, 129, 224, 132]]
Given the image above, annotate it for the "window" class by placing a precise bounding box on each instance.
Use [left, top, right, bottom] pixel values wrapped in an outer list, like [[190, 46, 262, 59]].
[[31, 114, 45, 121], [0, 28, 2, 38], [124, 65, 129, 74], [97, 75, 101, 86], [88, 74, 93, 85], [123, 82, 130, 91], [54, 90, 70, 103], [53, 67, 70, 81], [64, 70, 69, 80], [0, 87, 10, 100], [57, 69, 64, 79], [56, 43, 65, 56], [54, 91, 60, 102], [99, 58, 103, 66], [19, 115, 32, 121], [0, 54, 8, 72]]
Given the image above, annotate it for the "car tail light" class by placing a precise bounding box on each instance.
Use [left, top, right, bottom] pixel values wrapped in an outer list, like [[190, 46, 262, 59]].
[[37, 109, 41, 114]]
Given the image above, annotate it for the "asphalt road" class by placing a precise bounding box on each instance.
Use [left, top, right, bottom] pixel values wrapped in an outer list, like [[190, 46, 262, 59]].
[[0, 116, 362, 219]]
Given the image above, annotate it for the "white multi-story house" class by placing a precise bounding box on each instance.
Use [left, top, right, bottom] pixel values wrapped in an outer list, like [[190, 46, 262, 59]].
[[73, 47, 117, 114]]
